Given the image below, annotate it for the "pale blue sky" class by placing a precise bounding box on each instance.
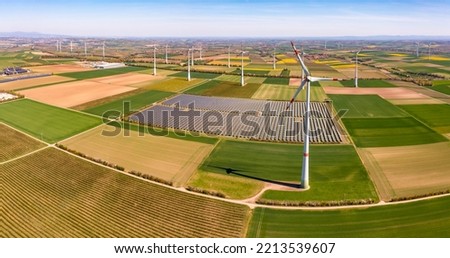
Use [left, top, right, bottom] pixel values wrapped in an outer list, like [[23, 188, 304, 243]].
[[2, 0, 449, 37]]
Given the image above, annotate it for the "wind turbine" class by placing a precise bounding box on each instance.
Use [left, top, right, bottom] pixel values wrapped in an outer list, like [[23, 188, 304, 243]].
[[240, 51, 246, 86], [70, 41, 73, 53], [165, 45, 168, 64], [152, 45, 158, 75], [273, 47, 276, 70], [56, 40, 59, 52], [287, 42, 342, 189], [187, 48, 191, 81], [84, 41, 87, 58], [59, 40, 62, 52], [355, 49, 362, 88], [416, 42, 420, 57], [102, 41, 105, 61]]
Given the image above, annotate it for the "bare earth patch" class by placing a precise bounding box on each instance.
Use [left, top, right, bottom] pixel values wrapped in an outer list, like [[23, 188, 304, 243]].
[[323, 86, 438, 104], [358, 142, 450, 200], [0, 75, 74, 91], [25, 64, 93, 74], [18, 80, 136, 108], [60, 124, 214, 186], [89, 72, 165, 86]]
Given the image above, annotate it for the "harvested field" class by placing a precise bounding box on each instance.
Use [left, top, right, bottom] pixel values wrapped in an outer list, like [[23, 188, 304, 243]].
[[25, 64, 93, 74], [252, 84, 327, 102], [169, 71, 220, 79], [18, 80, 137, 108], [0, 99, 101, 143], [247, 196, 450, 237], [358, 142, 450, 200], [144, 78, 206, 92], [0, 123, 46, 162], [61, 124, 214, 186], [90, 72, 164, 86], [0, 75, 73, 91], [2, 147, 249, 237], [323, 86, 434, 100]]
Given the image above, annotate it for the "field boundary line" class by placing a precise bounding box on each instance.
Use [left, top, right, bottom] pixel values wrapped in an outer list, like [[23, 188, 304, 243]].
[[58, 122, 108, 144], [180, 78, 212, 93], [0, 122, 50, 146], [1, 146, 50, 165]]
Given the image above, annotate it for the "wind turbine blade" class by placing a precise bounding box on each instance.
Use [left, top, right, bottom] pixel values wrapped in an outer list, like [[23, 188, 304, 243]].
[[286, 79, 307, 110], [309, 76, 342, 82], [291, 41, 310, 76]]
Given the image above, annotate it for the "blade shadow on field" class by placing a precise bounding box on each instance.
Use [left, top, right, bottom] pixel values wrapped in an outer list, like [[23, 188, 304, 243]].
[[209, 165, 300, 188]]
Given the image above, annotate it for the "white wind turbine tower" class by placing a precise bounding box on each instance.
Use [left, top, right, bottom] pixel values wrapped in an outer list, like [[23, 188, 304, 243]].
[[416, 42, 420, 57], [152, 45, 158, 75], [102, 41, 105, 61], [355, 49, 362, 87], [187, 48, 191, 81], [56, 40, 59, 52], [240, 50, 247, 86], [70, 41, 73, 53], [60, 40, 62, 52], [287, 42, 343, 189], [165, 45, 168, 64], [273, 47, 276, 70]]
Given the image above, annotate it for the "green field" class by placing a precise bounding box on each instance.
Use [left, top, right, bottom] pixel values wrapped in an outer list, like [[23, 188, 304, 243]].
[[84, 90, 174, 117], [343, 117, 448, 147], [431, 80, 450, 95], [0, 123, 47, 162], [185, 80, 261, 98], [247, 196, 450, 237], [169, 71, 221, 79], [59, 66, 147, 80], [402, 65, 450, 76], [200, 140, 377, 201], [398, 104, 450, 134], [2, 147, 249, 237], [263, 77, 290, 85], [340, 79, 396, 87], [329, 94, 408, 118], [0, 99, 101, 143]]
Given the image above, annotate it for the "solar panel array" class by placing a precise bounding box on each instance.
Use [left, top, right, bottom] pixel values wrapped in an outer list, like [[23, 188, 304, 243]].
[[130, 94, 342, 143]]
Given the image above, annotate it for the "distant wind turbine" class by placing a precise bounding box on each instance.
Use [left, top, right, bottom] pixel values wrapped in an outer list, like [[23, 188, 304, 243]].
[[70, 41, 73, 53], [273, 47, 276, 70], [187, 48, 191, 81], [240, 50, 247, 86], [102, 41, 105, 61], [416, 42, 420, 58], [153, 45, 158, 75], [287, 42, 343, 189], [165, 45, 168, 64], [355, 49, 362, 88]]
